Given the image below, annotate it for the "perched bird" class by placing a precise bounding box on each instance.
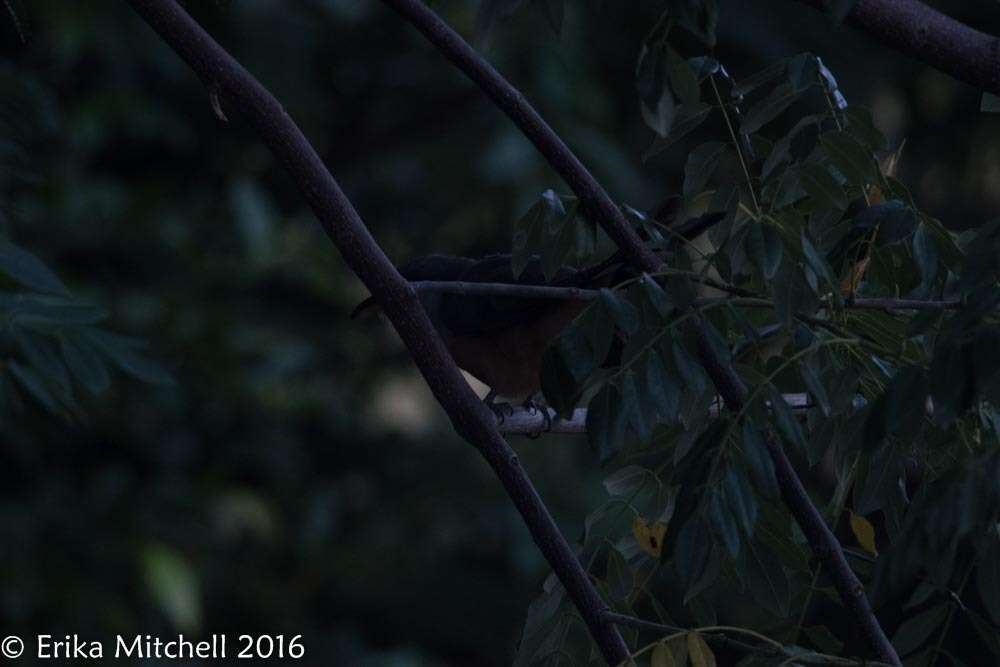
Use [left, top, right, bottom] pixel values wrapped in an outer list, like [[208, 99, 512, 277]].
[[352, 206, 725, 406], [352, 253, 618, 403]]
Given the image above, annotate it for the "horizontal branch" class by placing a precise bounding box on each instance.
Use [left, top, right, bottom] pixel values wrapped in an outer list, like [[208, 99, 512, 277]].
[[412, 279, 963, 312], [498, 395, 811, 435], [795, 0, 1000, 95]]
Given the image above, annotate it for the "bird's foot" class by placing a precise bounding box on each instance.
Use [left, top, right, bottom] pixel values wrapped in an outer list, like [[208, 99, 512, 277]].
[[522, 395, 552, 438], [484, 390, 515, 424]]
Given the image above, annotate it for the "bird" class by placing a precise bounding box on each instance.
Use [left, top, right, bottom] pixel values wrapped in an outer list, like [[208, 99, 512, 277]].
[[352, 253, 619, 407], [351, 206, 725, 410]]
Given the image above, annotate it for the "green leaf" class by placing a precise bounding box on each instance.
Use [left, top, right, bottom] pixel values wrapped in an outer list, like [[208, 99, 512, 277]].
[[540, 324, 595, 416], [81, 329, 174, 385], [621, 369, 653, 445], [741, 421, 779, 499], [799, 163, 847, 210], [800, 230, 837, 291], [820, 130, 877, 185], [742, 539, 790, 616], [639, 274, 674, 320], [587, 384, 627, 464], [643, 103, 714, 160], [745, 223, 783, 281], [740, 83, 802, 134], [59, 337, 110, 395], [799, 357, 831, 417], [0, 241, 70, 296], [708, 488, 740, 558], [599, 288, 640, 336], [606, 546, 633, 601], [603, 466, 648, 497], [733, 61, 786, 98], [674, 514, 712, 589], [683, 142, 727, 199], [672, 339, 707, 398], [785, 53, 819, 91], [645, 349, 681, 425], [891, 604, 949, 657], [724, 464, 757, 537], [844, 106, 887, 151], [769, 384, 806, 451], [7, 360, 62, 415]]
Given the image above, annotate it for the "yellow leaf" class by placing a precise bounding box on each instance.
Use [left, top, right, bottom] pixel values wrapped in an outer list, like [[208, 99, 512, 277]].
[[632, 515, 668, 558], [686, 632, 716, 667], [651, 641, 677, 667], [849, 511, 879, 556]]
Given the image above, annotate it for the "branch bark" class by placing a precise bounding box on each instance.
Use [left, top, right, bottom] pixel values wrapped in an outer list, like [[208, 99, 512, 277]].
[[124, 1, 629, 663], [795, 0, 1000, 95], [413, 279, 963, 312], [381, 1, 900, 663], [498, 395, 812, 435]]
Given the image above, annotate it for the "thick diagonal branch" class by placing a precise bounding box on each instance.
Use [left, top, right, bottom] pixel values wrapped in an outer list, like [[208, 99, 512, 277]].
[[124, 1, 629, 664], [795, 0, 1000, 95], [381, 1, 900, 663]]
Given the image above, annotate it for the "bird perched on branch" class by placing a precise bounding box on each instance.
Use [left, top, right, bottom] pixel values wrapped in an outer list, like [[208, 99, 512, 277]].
[[351, 204, 725, 412], [352, 253, 618, 405]]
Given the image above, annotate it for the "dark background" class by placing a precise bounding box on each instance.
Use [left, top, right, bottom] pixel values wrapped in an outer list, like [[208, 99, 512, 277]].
[[0, 1, 996, 664]]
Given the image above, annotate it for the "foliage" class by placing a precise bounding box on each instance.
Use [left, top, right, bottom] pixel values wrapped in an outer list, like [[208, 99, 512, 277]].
[[511, 2, 1000, 664], [3, 1, 999, 665]]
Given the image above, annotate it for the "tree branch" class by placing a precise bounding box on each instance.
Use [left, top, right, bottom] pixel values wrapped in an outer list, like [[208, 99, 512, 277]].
[[381, 1, 900, 663], [498, 395, 811, 435], [795, 0, 1000, 95], [413, 279, 963, 312], [124, 1, 629, 663]]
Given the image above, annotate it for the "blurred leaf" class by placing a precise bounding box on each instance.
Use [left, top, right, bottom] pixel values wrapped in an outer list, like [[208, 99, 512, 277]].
[[59, 336, 110, 395], [724, 464, 757, 537], [599, 288, 640, 336], [7, 359, 61, 415], [0, 241, 70, 296], [708, 486, 740, 558], [142, 543, 201, 633], [621, 369, 653, 444], [81, 329, 173, 385], [644, 102, 714, 160]]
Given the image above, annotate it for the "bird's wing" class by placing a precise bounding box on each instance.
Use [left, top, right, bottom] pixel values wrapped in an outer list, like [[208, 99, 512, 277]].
[[440, 254, 591, 336]]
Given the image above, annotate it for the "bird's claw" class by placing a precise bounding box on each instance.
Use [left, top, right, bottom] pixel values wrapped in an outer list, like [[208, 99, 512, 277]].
[[522, 397, 552, 438], [484, 391, 515, 424]]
